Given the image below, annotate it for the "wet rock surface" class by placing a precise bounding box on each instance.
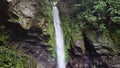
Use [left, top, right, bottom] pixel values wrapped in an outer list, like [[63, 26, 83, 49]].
[[7, 0, 37, 29], [67, 32, 120, 68], [7, 0, 48, 30], [58, 0, 120, 67], [67, 56, 93, 68], [9, 26, 56, 68], [14, 41, 56, 68], [1, 0, 120, 68], [1, 0, 56, 67], [83, 32, 120, 68]]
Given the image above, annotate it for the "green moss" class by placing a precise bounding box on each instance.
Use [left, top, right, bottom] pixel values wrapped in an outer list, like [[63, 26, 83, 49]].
[[47, 21, 56, 58], [0, 46, 29, 68], [61, 17, 72, 49], [46, 7, 56, 58], [61, 17, 84, 60], [98, 28, 120, 54], [35, 0, 56, 58]]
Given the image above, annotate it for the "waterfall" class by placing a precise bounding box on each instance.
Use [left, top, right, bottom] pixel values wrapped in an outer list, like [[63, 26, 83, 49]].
[[52, 6, 66, 68]]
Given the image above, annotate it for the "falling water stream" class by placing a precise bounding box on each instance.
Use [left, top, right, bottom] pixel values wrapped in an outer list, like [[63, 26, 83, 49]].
[[52, 5, 66, 68]]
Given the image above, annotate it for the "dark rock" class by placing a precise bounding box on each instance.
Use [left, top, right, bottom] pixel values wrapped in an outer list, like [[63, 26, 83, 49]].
[[13, 41, 56, 68], [67, 56, 93, 68]]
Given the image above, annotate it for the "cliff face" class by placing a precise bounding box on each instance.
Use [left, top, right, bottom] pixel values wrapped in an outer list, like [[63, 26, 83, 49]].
[[0, 0, 56, 67], [58, 0, 120, 68], [7, 0, 46, 29], [0, 0, 120, 68]]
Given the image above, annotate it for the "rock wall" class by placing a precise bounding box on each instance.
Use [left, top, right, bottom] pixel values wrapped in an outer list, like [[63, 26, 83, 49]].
[[58, 0, 120, 68], [0, 0, 56, 67], [1, 0, 120, 68], [7, 0, 51, 30]]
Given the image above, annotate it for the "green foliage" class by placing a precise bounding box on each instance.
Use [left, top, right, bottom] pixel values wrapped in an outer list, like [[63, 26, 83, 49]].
[[61, 18, 72, 60], [94, 1, 106, 13], [61, 18, 72, 50], [46, 7, 56, 58], [70, 0, 120, 50], [116, 30, 120, 38], [112, 16, 120, 23], [8, 17, 19, 23], [36, 0, 56, 58], [0, 25, 29, 68], [99, 23, 106, 32], [61, 17, 84, 60], [0, 25, 9, 45], [8, 13, 23, 23], [0, 46, 29, 68], [36, 0, 52, 18], [47, 22, 56, 58], [113, 29, 120, 47], [47, 15, 56, 58]]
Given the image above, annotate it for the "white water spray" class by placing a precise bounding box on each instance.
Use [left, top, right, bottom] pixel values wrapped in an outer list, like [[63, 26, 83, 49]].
[[52, 6, 66, 68]]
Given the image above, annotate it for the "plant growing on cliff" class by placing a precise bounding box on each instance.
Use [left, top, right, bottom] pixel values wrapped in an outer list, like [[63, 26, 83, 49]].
[[36, 0, 56, 58], [61, 17, 84, 60], [71, 0, 120, 49], [0, 24, 29, 68], [7, 11, 25, 24], [0, 46, 29, 68]]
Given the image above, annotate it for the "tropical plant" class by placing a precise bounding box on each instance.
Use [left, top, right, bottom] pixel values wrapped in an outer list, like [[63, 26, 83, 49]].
[[0, 24, 29, 68]]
